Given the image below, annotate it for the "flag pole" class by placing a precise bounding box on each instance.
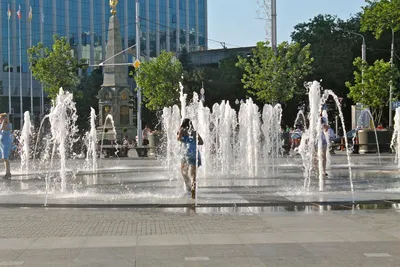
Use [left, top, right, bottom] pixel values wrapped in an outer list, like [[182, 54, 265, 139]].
[[7, 3, 11, 115], [29, 6, 33, 117], [40, 3, 44, 117], [18, 5, 23, 128]]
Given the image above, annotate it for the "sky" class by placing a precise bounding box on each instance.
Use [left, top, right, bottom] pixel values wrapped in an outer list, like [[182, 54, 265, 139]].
[[207, 0, 366, 49]]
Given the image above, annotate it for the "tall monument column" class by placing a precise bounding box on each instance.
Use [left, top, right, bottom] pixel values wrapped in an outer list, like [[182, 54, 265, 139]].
[[98, 0, 135, 140]]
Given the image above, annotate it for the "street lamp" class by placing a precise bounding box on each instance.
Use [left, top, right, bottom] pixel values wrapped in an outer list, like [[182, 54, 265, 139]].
[[335, 26, 366, 63], [336, 26, 369, 122]]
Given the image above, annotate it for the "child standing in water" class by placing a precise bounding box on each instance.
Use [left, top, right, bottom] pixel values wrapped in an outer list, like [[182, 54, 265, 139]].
[[177, 118, 204, 199]]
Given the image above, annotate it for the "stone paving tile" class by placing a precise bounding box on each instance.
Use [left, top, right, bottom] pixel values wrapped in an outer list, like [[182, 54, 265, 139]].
[[135, 245, 192, 260], [0, 209, 271, 238], [74, 247, 136, 266], [246, 243, 314, 258], [134, 258, 208, 267], [187, 234, 242, 245], [205, 257, 266, 267], [301, 241, 400, 258], [0, 238, 36, 250], [29, 237, 87, 249], [188, 244, 254, 258], [83, 235, 137, 248], [336, 230, 399, 242], [0, 250, 24, 262], [15, 248, 81, 263], [138, 234, 189, 246]]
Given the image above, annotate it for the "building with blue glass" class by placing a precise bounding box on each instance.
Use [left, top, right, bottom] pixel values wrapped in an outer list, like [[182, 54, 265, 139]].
[[0, 0, 208, 128]]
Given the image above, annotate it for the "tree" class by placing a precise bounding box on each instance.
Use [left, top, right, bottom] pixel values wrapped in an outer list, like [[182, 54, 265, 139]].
[[291, 15, 361, 95], [361, 0, 400, 122], [28, 35, 87, 100], [361, 0, 400, 40], [346, 57, 400, 123], [178, 47, 193, 72], [236, 41, 313, 104], [134, 51, 183, 110], [75, 68, 103, 131], [202, 55, 247, 108]]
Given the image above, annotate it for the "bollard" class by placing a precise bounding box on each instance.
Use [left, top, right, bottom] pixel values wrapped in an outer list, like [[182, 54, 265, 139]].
[[149, 133, 156, 157]]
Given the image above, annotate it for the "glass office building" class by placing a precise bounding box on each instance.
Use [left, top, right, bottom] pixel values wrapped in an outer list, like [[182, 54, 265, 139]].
[[0, 0, 208, 127]]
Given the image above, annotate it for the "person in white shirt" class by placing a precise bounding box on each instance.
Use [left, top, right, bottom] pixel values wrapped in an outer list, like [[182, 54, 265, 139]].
[[142, 125, 151, 146]]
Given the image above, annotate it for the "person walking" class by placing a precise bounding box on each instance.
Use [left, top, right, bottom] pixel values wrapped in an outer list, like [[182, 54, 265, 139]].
[[177, 118, 203, 199], [0, 113, 13, 180]]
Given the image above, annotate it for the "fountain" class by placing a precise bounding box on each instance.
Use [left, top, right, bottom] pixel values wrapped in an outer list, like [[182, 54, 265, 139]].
[[391, 107, 400, 169], [99, 114, 119, 159], [20, 111, 32, 175], [47, 87, 79, 193], [1, 81, 399, 208], [162, 86, 283, 179], [84, 108, 98, 172], [298, 81, 353, 192]]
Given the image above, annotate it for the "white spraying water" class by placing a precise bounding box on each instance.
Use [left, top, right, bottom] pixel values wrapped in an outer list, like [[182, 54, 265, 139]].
[[47, 88, 79, 193], [99, 114, 119, 159], [84, 108, 98, 172], [391, 107, 400, 169], [299, 81, 353, 193], [20, 111, 32, 175], [162, 89, 282, 179]]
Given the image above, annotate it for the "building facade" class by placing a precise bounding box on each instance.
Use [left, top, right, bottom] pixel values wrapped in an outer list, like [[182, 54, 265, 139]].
[[0, 0, 208, 128]]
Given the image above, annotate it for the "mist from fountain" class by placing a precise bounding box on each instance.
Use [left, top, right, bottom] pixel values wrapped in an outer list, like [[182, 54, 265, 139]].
[[298, 81, 353, 192], [20, 111, 32, 175], [162, 87, 283, 181], [99, 114, 119, 162], [47, 88, 79, 193], [84, 108, 98, 172], [391, 107, 400, 169], [294, 110, 306, 129]]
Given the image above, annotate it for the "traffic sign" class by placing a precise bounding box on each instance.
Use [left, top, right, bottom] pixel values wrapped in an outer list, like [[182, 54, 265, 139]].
[[133, 59, 140, 68]]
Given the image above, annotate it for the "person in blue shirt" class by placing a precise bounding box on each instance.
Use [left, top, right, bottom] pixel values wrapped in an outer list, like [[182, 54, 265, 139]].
[[0, 113, 13, 180], [177, 118, 204, 199]]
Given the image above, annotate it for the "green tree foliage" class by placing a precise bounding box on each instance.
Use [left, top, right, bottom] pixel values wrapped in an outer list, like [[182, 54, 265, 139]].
[[203, 55, 246, 107], [360, 0, 400, 39], [346, 57, 400, 123], [291, 15, 364, 95], [75, 68, 103, 131], [28, 35, 87, 100], [135, 51, 183, 110], [179, 47, 199, 97], [236, 41, 313, 104]]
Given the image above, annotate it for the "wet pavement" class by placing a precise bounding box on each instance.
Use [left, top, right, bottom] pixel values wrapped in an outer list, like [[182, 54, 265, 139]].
[[1, 153, 400, 266], [1, 152, 400, 207]]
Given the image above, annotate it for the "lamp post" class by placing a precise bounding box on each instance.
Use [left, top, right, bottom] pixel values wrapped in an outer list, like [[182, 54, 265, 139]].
[[336, 27, 368, 126], [335, 27, 366, 64]]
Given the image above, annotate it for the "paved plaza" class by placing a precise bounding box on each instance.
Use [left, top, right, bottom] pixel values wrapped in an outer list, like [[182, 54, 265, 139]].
[[0, 153, 399, 266], [0, 207, 400, 266]]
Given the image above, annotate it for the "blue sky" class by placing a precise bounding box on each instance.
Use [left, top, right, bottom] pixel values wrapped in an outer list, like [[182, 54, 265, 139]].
[[208, 0, 366, 49]]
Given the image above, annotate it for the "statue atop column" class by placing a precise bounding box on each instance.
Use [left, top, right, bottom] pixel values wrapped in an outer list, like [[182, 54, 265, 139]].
[[110, 0, 118, 15]]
